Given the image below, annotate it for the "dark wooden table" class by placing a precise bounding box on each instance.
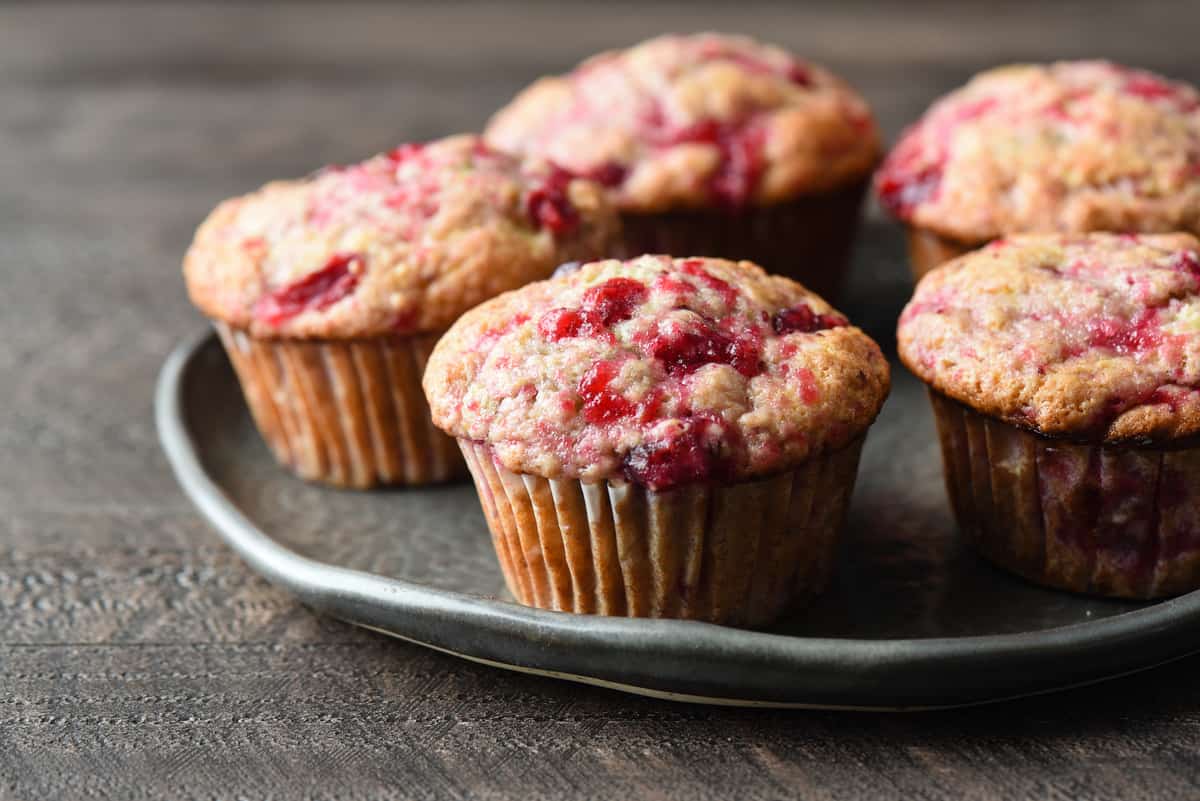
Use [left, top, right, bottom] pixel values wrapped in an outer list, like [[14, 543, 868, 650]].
[[6, 3, 1200, 798]]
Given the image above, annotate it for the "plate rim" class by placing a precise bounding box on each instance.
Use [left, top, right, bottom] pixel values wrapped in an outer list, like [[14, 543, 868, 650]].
[[156, 330, 1200, 710]]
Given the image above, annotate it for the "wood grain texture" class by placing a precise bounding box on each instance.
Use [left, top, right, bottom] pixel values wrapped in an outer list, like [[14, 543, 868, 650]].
[[4, 2, 1200, 798]]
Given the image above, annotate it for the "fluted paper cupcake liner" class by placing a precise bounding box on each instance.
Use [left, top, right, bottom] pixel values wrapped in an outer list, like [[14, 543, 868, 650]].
[[215, 322, 465, 488], [929, 391, 1200, 599], [616, 180, 868, 301], [905, 227, 981, 281], [459, 438, 865, 627]]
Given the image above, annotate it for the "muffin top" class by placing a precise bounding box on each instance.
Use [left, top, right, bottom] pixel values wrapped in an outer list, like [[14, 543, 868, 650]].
[[876, 61, 1200, 244], [424, 255, 889, 490], [484, 33, 881, 213], [184, 134, 619, 339], [898, 233, 1200, 442]]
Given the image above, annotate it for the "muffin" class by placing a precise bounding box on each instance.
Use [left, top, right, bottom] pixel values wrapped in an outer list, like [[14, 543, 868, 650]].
[[898, 233, 1200, 599], [484, 33, 881, 299], [184, 134, 619, 488], [876, 61, 1200, 280], [423, 255, 890, 626]]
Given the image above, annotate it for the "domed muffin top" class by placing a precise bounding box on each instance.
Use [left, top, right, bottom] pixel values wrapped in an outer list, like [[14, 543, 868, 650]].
[[424, 255, 889, 490], [898, 233, 1200, 442], [876, 61, 1200, 244], [183, 134, 619, 339], [484, 33, 881, 213]]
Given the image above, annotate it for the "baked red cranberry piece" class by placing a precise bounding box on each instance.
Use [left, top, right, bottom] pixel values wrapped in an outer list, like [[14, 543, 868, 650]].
[[680, 259, 739, 306], [722, 327, 764, 377], [391, 306, 419, 334], [253, 253, 362, 326], [772, 304, 848, 334], [1124, 74, 1175, 100], [876, 162, 941, 218], [651, 117, 767, 207], [784, 62, 813, 87], [794, 366, 820, 404], [655, 324, 736, 373], [635, 387, 667, 424], [655, 118, 722, 147], [386, 143, 425, 164], [583, 161, 627, 188], [646, 321, 762, 377], [1086, 310, 1162, 355], [1167, 250, 1200, 281], [525, 166, 580, 235], [709, 124, 767, 207], [537, 308, 609, 342], [578, 360, 636, 424], [653, 271, 695, 296], [581, 278, 648, 325], [648, 326, 726, 374], [1122, 73, 1199, 111], [622, 416, 731, 490]]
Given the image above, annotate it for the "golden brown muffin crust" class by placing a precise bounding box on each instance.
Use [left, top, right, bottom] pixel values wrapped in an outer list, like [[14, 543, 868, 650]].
[[898, 233, 1200, 443], [184, 135, 620, 339], [485, 33, 881, 213]]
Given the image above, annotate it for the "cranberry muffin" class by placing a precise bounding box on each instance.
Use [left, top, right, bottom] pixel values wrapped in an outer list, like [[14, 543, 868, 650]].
[[485, 33, 881, 299], [899, 233, 1200, 598], [877, 61, 1200, 279], [423, 255, 889, 626], [184, 134, 619, 488]]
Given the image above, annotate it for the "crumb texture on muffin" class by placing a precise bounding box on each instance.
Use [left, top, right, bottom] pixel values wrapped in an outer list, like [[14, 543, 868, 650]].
[[184, 134, 619, 339], [424, 256, 890, 489], [484, 33, 880, 213], [898, 233, 1200, 441], [877, 61, 1200, 243]]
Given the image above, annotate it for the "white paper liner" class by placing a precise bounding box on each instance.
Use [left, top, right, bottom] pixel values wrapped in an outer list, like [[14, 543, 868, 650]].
[[215, 322, 464, 488], [459, 438, 866, 627], [930, 390, 1200, 598]]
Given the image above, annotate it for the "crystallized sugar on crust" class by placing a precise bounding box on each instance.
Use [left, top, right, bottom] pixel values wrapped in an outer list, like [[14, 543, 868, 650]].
[[898, 233, 1200, 442], [183, 134, 619, 339], [424, 256, 890, 489], [877, 62, 1200, 244], [485, 33, 881, 213]]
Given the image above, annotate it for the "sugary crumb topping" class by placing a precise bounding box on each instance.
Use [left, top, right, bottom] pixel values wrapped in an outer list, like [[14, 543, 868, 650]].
[[424, 256, 889, 489], [876, 61, 1200, 244], [485, 33, 880, 213], [899, 233, 1200, 441], [184, 134, 619, 338]]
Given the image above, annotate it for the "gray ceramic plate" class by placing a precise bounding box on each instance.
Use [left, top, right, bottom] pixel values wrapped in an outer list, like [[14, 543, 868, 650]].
[[156, 330, 1200, 710]]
